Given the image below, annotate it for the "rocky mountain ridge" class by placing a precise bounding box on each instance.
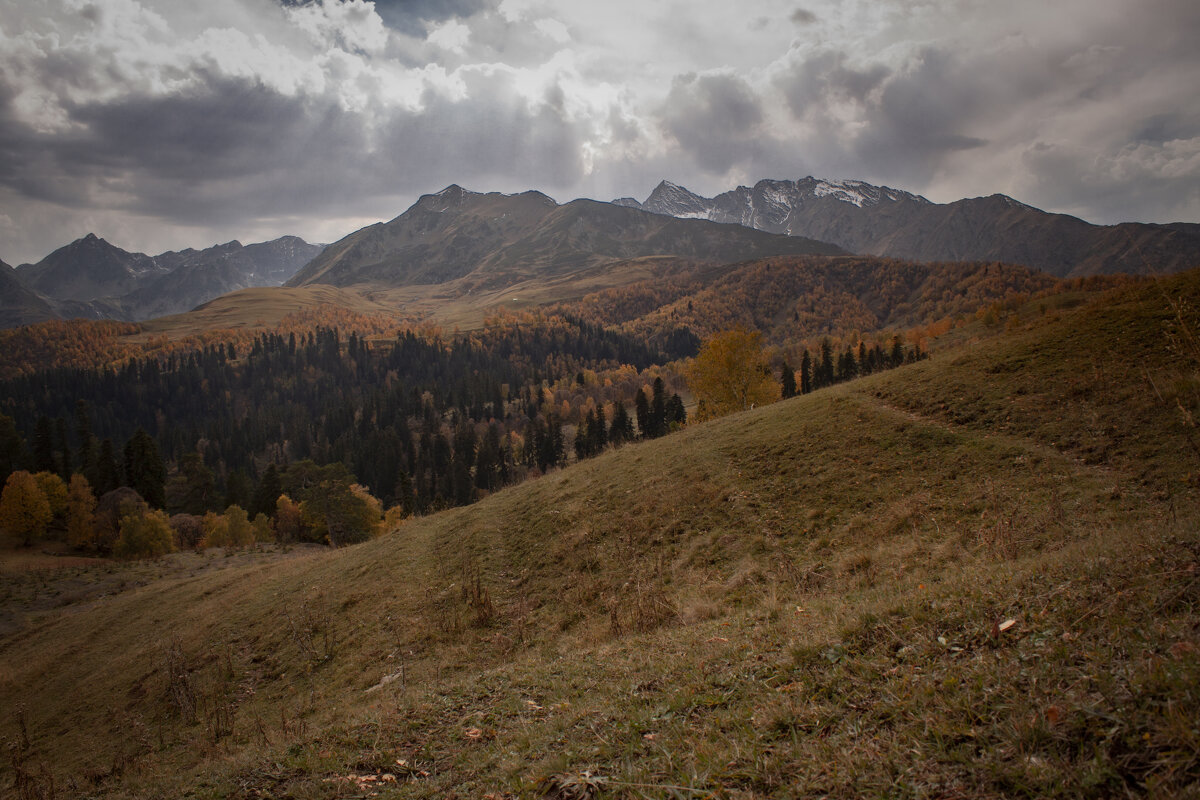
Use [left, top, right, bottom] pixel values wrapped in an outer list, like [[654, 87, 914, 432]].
[[617, 177, 1200, 277], [287, 184, 845, 291], [6, 234, 324, 326]]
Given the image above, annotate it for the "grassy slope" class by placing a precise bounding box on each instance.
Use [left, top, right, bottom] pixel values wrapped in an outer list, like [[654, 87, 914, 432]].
[[1, 272, 1198, 798]]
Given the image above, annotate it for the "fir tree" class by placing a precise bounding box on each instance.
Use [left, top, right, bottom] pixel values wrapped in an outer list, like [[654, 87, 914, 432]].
[[609, 403, 634, 446], [666, 394, 687, 428], [124, 429, 166, 509], [649, 377, 667, 438], [635, 389, 650, 439], [251, 462, 281, 518], [33, 416, 55, 475], [781, 362, 797, 398], [0, 413, 25, 486], [96, 439, 120, 495]]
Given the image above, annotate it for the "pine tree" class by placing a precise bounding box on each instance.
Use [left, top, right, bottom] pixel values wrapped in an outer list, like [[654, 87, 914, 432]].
[[800, 350, 812, 395], [96, 439, 120, 495], [53, 417, 72, 480], [609, 403, 634, 446], [666, 394, 687, 428], [818, 338, 835, 389], [124, 429, 166, 509], [781, 362, 797, 398], [591, 406, 608, 452], [252, 463, 281, 518], [33, 416, 55, 475], [225, 469, 253, 511], [0, 413, 25, 486], [167, 451, 217, 515], [75, 400, 96, 486], [649, 378, 667, 438], [635, 389, 650, 439]]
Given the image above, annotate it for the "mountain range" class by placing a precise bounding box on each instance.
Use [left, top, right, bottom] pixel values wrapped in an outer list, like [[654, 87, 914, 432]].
[[615, 177, 1200, 277], [3, 234, 323, 327], [6, 175, 1198, 332], [286, 184, 844, 291]]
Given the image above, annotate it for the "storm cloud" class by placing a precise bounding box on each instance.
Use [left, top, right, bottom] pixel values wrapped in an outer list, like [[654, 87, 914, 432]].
[[0, 0, 1198, 263]]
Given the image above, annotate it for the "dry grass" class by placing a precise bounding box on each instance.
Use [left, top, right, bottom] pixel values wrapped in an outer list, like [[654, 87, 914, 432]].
[[0, 270, 1198, 797]]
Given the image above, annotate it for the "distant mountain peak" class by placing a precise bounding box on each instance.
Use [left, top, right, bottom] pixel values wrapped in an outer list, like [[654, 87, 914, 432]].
[[644, 180, 710, 217], [619, 175, 1199, 277]]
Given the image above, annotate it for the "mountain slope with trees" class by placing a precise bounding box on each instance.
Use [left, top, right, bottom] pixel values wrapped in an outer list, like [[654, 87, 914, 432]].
[[0, 267, 1196, 797]]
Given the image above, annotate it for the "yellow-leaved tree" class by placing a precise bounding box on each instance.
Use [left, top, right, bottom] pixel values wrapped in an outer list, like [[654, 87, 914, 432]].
[[0, 470, 52, 546], [686, 328, 780, 421], [66, 474, 98, 549], [114, 508, 175, 559]]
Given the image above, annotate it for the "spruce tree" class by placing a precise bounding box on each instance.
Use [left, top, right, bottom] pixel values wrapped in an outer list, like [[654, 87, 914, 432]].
[[799, 350, 812, 395], [75, 400, 96, 486], [610, 403, 634, 446], [819, 338, 835, 389], [124, 429, 165, 508], [635, 389, 650, 439], [666, 394, 687, 428], [0, 413, 25, 486], [54, 417, 72, 480], [781, 362, 797, 398], [252, 462, 281, 517], [650, 378, 667, 438], [96, 439, 120, 495], [33, 416, 55, 475]]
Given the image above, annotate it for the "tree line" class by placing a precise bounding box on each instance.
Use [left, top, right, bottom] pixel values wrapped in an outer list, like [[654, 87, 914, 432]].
[[0, 315, 687, 553]]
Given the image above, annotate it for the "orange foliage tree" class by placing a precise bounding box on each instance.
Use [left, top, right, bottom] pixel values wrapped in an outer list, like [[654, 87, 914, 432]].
[[686, 329, 780, 421]]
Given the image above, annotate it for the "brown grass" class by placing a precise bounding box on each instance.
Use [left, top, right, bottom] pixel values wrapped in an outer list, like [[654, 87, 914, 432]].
[[0, 269, 1197, 797]]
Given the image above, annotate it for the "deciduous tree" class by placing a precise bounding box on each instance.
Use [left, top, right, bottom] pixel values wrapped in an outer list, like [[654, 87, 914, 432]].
[[114, 508, 175, 559], [66, 474, 97, 549], [0, 470, 52, 546], [686, 329, 780, 421]]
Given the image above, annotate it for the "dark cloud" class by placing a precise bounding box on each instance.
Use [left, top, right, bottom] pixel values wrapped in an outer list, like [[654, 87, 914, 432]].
[[773, 46, 995, 186], [790, 8, 817, 25], [659, 72, 768, 175], [776, 49, 889, 113], [375, 70, 587, 193], [0, 62, 587, 237]]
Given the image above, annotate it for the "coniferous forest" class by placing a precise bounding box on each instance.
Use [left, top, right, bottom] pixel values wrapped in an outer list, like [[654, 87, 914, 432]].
[[0, 306, 928, 556], [0, 315, 686, 521]]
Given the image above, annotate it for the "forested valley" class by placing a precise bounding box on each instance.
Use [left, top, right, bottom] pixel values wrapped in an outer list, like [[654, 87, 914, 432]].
[[0, 305, 928, 556]]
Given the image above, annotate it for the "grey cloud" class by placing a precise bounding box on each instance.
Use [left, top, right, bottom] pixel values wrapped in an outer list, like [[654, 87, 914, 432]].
[[659, 72, 768, 175], [790, 8, 817, 25], [773, 46, 995, 186], [279, 0, 493, 36], [0, 73, 372, 223], [375, 70, 588, 192], [0, 60, 590, 243], [776, 49, 889, 113], [1021, 138, 1200, 225]]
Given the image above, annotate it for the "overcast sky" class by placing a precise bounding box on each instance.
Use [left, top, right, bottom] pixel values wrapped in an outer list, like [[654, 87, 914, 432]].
[[1, 0, 1198, 264]]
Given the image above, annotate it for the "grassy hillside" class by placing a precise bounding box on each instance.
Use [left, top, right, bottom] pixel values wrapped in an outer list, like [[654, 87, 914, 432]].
[[1, 271, 1198, 798]]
